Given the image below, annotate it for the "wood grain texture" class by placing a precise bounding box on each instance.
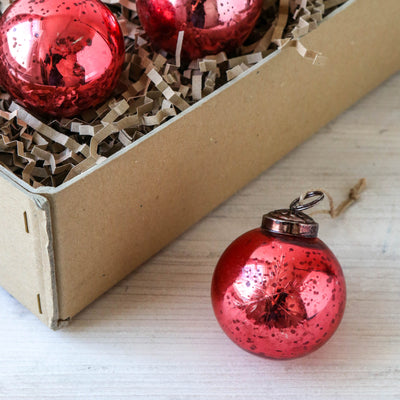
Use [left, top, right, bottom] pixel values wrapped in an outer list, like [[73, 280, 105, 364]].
[[0, 72, 399, 399]]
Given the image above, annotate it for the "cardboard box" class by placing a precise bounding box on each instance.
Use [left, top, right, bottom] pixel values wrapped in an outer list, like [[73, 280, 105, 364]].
[[0, 0, 399, 329]]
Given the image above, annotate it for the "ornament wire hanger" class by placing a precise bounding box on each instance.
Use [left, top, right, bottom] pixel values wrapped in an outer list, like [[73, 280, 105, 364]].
[[290, 190, 325, 213]]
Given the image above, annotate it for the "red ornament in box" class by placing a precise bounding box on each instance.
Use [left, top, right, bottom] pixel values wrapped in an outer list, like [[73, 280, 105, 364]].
[[0, 0, 125, 117], [136, 0, 263, 60], [211, 192, 346, 359]]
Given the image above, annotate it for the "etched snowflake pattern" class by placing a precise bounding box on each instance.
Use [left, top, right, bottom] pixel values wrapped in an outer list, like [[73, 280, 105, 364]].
[[231, 255, 307, 329]]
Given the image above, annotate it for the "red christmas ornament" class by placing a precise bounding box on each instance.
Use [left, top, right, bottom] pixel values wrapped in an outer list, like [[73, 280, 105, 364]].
[[211, 191, 346, 359], [0, 0, 125, 117], [136, 0, 263, 60]]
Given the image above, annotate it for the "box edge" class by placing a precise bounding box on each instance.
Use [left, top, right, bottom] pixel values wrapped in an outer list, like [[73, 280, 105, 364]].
[[0, 170, 59, 328]]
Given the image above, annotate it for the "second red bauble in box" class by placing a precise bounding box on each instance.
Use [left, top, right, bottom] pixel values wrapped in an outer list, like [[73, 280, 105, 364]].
[[136, 0, 263, 60]]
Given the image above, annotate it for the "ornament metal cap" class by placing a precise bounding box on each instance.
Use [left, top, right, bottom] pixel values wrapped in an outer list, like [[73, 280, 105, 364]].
[[261, 191, 324, 238]]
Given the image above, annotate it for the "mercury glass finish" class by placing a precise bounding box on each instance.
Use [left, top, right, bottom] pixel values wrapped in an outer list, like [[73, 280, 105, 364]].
[[0, 0, 125, 117], [136, 0, 263, 60], [211, 228, 346, 359]]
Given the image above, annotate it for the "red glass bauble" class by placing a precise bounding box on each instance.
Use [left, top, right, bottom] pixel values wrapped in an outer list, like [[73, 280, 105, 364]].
[[0, 0, 125, 117], [211, 192, 346, 359], [136, 0, 263, 60]]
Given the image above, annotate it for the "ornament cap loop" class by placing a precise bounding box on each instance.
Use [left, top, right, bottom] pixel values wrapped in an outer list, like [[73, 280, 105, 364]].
[[289, 190, 324, 212], [262, 191, 324, 238]]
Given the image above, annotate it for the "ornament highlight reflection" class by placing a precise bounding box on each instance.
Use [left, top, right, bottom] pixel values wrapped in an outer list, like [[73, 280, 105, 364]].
[[0, 0, 125, 117]]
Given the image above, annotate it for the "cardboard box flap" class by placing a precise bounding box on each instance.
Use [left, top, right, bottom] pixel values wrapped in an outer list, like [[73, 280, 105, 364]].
[[0, 174, 57, 328]]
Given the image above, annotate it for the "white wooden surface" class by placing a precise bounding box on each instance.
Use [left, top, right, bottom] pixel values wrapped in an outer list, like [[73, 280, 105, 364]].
[[0, 72, 399, 399]]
